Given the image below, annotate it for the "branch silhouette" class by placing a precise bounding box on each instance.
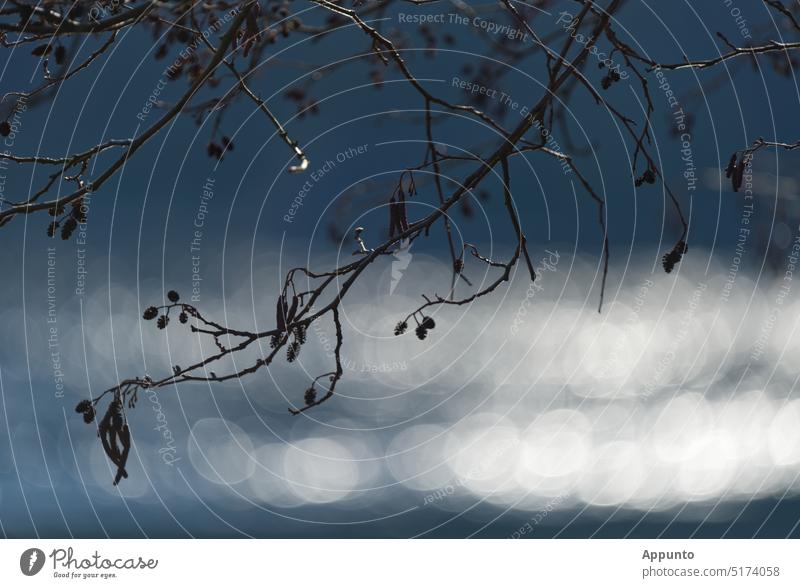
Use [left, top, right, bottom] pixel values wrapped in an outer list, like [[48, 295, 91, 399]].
[[3, 0, 795, 483]]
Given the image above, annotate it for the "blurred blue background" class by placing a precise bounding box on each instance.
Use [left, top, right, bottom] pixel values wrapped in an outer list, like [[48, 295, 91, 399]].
[[1, 0, 800, 538]]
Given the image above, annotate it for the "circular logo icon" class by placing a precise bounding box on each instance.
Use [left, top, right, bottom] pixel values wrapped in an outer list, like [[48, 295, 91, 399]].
[[19, 548, 46, 576]]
